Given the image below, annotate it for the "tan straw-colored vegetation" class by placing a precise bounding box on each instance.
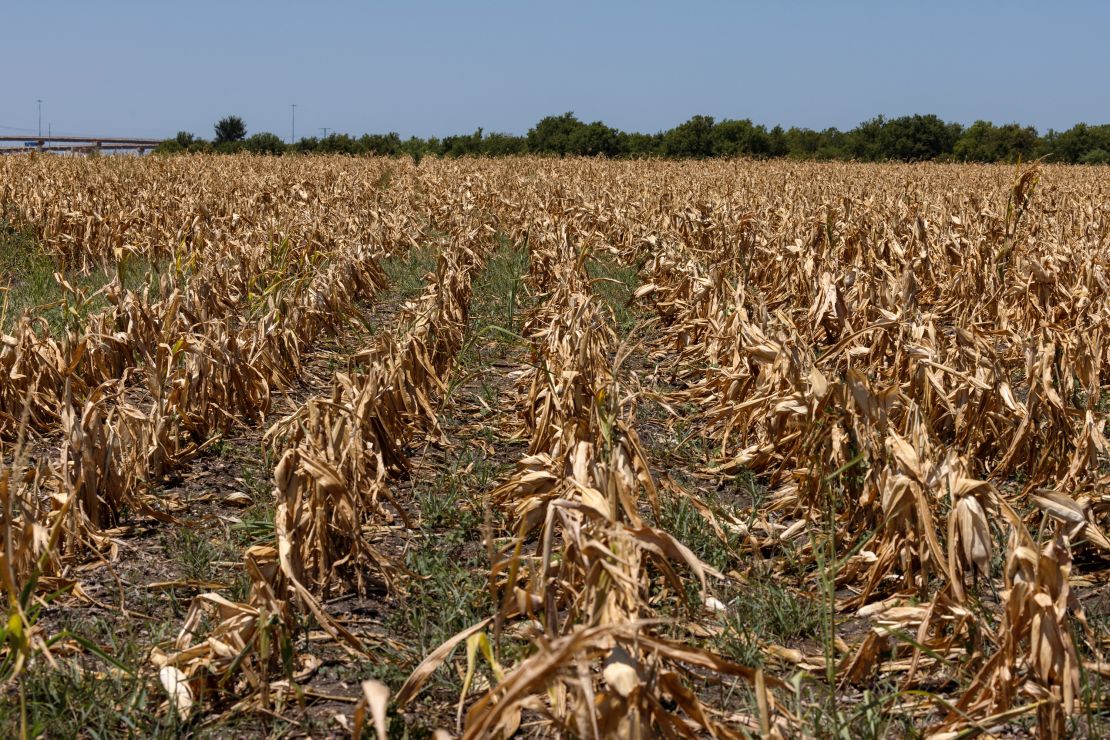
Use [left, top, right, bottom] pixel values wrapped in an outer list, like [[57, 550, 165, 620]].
[[0, 153, 1108, 738]]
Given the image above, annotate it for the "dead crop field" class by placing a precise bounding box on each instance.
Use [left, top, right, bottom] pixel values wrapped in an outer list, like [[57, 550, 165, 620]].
[[1, 154, 1109, 738]]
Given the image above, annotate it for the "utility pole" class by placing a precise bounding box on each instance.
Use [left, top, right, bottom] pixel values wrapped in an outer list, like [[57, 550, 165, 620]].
[[290, 104, 296, 145], [320, 127, 329, 138], [37, 99, 42, 138]]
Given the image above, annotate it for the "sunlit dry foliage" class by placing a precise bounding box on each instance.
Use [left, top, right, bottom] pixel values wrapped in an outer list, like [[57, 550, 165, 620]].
[[2, 154, 1109, 736]]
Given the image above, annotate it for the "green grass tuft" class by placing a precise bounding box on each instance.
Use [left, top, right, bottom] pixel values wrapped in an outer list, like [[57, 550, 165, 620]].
[[0, 219, 164, 333]]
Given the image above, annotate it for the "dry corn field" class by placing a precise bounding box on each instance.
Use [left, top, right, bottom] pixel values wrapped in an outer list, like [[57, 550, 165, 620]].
[[0, 154, 1109, 738]]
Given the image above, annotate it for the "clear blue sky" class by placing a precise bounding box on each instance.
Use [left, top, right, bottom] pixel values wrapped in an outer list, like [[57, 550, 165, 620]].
[[2, 1, 1107, 140]]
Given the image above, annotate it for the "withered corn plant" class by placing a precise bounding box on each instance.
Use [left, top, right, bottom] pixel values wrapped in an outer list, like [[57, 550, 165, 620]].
[[614, 161, 1110, 736], [156, 192, 498, 711], [398, 225, 785, 738], [3, 154, 1110, 736]]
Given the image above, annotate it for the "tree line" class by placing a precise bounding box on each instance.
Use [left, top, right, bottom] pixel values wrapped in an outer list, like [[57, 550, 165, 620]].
[[157, 113, 1110, 164]]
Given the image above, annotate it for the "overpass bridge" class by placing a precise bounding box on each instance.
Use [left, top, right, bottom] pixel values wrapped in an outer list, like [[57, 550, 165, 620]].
[[0, 135, 163, 155]]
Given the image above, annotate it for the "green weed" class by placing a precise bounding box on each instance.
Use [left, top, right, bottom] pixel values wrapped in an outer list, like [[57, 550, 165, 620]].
[[717, 582, 822, 667], [0, 220, 163, 333], [585, 253, 640, 334]]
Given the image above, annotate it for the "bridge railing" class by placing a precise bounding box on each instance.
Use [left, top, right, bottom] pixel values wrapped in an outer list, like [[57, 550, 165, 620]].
[[0, 135, 163, 155]]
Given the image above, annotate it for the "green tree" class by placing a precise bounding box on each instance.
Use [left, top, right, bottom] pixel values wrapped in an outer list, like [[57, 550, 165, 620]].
[[662, 115, 715, 158], [847, 116, 885, 160], [954, 121, 1038, 162], [768, 125, 789, 157], [481, 132, 528, 156], [153, 140, 183, 154], [295, 136, 319, 153], [213, 115, 247, 144], [317, 133, 360, 154], [784, 127, 824, 159], [423, 136, 444, 157], [1041, 124, 1110, 163], [359, 133, 404, 156], [244, 132, 286, 155], [154, 131, 200, 154], [814, 128, 852, 160], [527, 112, 586, 155], [400, 136, 432, 162], [875, 114, 962, 161], [618, 131, 662, 158], [711, 119, 772, 157], [569, 121, 622, 156], [442, 128, 485, 157], [1080, 148, 1110, 165]]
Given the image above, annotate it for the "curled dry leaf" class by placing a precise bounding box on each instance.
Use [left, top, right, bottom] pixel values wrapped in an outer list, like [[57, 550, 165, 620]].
[[1033, 492, 1086, 528], [353, 680, 390, 740], [223, 491, 253, 508], [602, 645, 641, 698], [158, 666, 194, 718]]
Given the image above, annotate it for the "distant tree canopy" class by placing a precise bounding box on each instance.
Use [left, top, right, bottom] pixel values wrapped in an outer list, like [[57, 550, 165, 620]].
[[711, 118, 776, 157], [152, 130, 211, 154], [954, 121, 1039, 163], [213, 116, 247, 144], [1042, 124, 1110, 164], [868, 114, 963, 161], [360, 133, 404, 156], [153, 112, 1110, 164], [527, 113, 583, 155], [663, 115, 716, 158], [244, 132, 285, 154]]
